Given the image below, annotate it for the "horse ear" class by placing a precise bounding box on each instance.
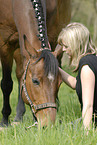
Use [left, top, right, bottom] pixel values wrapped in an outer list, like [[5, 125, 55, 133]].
[[52, 44, 63, 58], [23, 35, 38, 58]]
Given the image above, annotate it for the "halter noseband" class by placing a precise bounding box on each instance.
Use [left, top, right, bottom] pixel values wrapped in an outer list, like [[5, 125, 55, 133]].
[[21, 58, 57, 120]]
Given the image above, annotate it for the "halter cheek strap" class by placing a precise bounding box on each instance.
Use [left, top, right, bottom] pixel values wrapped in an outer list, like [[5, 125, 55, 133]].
[[21, 59, 57, 121]]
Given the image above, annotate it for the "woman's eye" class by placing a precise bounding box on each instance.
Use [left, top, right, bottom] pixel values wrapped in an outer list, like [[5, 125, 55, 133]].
[[65, 45, 68, 48], [32, 78, 40, 85]]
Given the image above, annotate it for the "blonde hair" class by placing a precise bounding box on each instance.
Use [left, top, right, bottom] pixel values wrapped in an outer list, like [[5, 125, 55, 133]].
[[58, 22, 97, 71]]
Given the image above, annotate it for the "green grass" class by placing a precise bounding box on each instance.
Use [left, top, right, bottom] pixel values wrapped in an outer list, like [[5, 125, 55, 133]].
[[0, 64, 97, 145]]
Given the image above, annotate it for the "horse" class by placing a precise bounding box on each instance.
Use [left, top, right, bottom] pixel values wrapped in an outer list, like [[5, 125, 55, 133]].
[[0, 0, 71, 127]]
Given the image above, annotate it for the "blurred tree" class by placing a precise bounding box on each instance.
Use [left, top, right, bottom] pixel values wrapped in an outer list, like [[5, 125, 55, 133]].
[[93, 0, 97, 43], [94, 0, 97, 12], [71, 0, 97, 45]]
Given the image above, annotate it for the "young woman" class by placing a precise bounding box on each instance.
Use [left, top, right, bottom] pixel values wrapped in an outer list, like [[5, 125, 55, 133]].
[[58, 22, 97, 130]]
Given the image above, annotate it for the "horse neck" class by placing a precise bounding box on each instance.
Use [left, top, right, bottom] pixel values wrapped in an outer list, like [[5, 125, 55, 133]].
[[13, 0, 49, 54], [32, 0, 49, 48]]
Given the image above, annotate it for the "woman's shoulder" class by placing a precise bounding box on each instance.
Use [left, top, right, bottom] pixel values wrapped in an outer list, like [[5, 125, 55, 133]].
[[79, 54, 97, 65], [78, 54, 97, 75]]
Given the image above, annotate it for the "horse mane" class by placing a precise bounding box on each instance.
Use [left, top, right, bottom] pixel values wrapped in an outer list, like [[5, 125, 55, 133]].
[[30, 1, 59, 78], [35, 50, 59, 78], [31, 0, 48, 48]]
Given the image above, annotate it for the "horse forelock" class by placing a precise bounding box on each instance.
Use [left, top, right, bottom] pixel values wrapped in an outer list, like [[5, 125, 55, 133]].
[[30, 0, 48, 48], [39, 50, 59, 80]]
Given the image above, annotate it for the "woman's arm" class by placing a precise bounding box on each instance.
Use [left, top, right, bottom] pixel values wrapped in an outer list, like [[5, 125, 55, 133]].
[[59, 67, 76, 89], [81, 65, 95, 129]]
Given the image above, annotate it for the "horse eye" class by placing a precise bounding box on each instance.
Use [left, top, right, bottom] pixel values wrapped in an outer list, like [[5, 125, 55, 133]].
[[32, 78, 40, 85]]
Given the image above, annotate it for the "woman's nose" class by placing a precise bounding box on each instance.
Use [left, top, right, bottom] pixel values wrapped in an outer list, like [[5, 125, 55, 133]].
[[63, 46, 67, 51]]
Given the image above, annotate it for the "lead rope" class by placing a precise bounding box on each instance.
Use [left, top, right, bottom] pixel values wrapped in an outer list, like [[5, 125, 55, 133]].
[[25, 121, 38, 130]]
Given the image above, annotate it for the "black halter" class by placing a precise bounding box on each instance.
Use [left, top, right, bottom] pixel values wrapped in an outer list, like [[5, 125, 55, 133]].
[[21, 58, 57, 121]]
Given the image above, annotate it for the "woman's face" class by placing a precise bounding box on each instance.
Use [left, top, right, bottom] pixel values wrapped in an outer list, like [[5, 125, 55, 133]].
[[62, 42, 72, 58]]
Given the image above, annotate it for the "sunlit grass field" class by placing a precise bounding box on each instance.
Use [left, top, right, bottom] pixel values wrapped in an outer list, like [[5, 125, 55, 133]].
[[0, 63, 97, 145]]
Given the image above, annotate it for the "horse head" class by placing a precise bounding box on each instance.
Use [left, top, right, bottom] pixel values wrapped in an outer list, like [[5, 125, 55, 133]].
[[21, 36, 62, 127]]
